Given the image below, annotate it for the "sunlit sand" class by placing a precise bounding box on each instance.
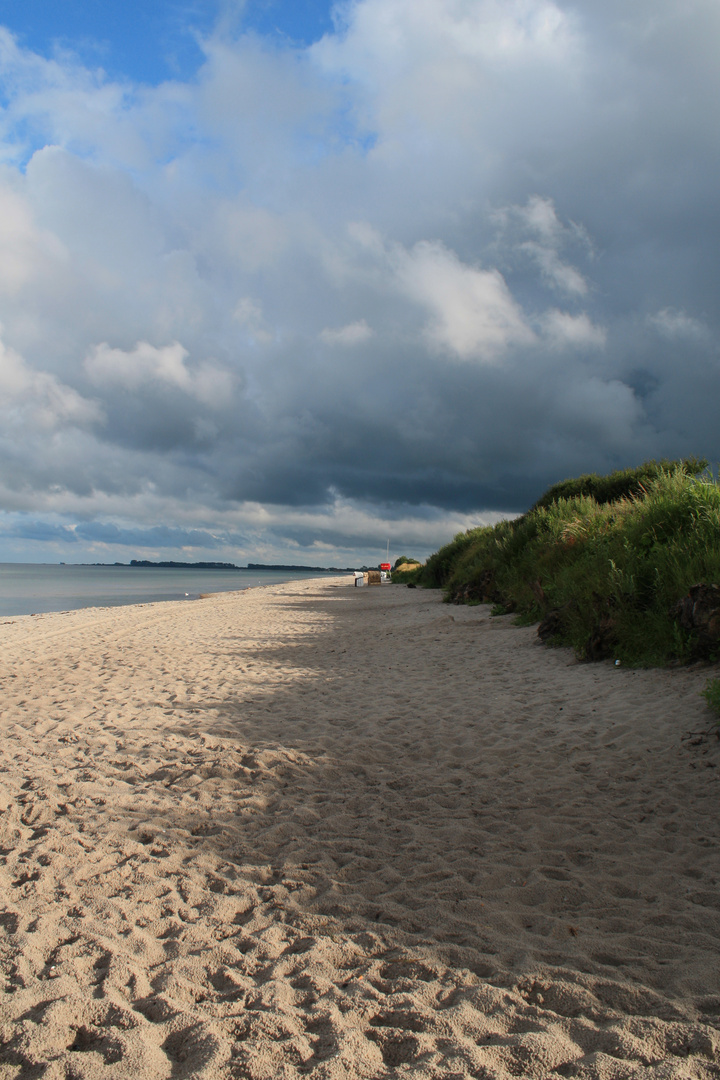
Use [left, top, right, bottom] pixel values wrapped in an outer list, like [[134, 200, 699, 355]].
[[1, 579, 718, 1077]]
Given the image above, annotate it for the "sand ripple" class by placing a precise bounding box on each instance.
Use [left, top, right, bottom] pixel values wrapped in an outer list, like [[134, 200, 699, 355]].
[[1, 581, 719, 1077]]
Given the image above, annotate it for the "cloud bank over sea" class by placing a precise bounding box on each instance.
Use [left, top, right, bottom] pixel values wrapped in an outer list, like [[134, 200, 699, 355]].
[[0, 0, 718, 564]]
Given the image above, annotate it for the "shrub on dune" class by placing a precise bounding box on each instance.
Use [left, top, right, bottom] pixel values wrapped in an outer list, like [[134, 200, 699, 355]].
[[414, 460, 720, 667]]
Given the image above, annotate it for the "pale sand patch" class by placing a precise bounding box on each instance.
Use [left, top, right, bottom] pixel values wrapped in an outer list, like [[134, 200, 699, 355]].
[[1, 578, 719, 1078]]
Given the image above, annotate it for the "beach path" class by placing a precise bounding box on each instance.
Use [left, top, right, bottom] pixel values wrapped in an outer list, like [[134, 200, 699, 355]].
[[1, 579, 719, 1078]]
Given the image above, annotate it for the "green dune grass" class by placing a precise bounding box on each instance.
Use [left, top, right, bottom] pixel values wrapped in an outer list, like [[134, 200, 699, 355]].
[[409, 459, 720, 667]]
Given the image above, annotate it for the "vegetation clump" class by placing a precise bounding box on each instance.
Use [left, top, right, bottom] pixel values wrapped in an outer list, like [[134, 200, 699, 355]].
[[702, 678, 720, 719], [391, 556, 423, 583], [413, 459, 720, 667], [530, 457, 707, 511]]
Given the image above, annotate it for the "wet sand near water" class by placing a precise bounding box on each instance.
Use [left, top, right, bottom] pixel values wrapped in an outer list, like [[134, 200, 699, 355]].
[[1, 578, 719, 1078]]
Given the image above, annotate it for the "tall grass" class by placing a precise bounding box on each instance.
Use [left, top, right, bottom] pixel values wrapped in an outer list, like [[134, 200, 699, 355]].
[[530, 457, 707, 511], [415, 461, 720, 666]]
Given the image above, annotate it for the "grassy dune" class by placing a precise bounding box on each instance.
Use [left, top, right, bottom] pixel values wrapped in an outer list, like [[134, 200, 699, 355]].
[[405, 460, 720, 666]]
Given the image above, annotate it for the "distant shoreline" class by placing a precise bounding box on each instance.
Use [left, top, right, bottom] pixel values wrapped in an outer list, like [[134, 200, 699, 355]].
[[62, 560, 360, 572]]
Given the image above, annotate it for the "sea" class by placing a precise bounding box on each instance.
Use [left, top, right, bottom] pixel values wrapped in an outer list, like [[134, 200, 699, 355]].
[[0, 564, 347, 617]]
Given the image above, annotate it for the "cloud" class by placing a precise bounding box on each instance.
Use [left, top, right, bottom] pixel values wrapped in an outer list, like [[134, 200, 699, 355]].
[[555, 376, 643, 448], [0, 1, 719, 563], [0, 333, 102, 432], [86, 341, 193, 391], [73, 522, 226, 548], [493, 195, 592, 297], [541, 310, 606, 349], [0, 179, 67, 292], [3, 518, 78, 543], [319, 319, 374, 346], [647, 308, 712, 343], [392, 239, 535, 361], [525, 244, 589, 298], [85, 340, 235, 407]]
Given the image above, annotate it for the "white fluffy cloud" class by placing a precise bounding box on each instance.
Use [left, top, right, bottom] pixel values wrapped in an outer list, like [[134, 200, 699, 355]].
[[85, 341, 235, 407], [0, 180, 66, 293], [393, 240, 535, 361], [0, 333, 101, 432], [0, 1, 718, 563], [541, 310, 606, 350]]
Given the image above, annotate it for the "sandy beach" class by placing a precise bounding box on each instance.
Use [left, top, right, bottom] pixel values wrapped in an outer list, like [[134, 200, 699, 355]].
[[1, 578, 719, 1078]]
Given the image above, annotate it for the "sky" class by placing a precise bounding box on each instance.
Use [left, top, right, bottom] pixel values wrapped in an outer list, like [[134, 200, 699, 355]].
[[0, 0, 717, 566]]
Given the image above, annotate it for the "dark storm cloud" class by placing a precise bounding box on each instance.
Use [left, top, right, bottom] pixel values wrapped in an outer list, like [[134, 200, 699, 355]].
[[74, 523, 226, 548], [0, 516, 237, 550], [4, 520, 78, 543], [0, 1, 718, 561]]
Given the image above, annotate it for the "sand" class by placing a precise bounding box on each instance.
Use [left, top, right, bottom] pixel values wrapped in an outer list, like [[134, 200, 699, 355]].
[[1, 578, 720, 1079]]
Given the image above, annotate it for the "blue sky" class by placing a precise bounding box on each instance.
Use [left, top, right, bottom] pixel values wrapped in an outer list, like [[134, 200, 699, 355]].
[[0, 0, 718, 565], [0, 1, 336, 82]]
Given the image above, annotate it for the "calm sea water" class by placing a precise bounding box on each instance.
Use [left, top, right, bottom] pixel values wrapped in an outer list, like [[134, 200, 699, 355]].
[[0, 564, 345, 617]]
